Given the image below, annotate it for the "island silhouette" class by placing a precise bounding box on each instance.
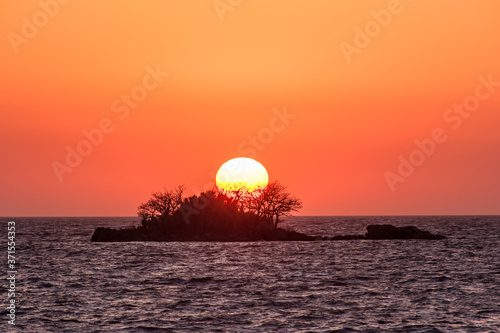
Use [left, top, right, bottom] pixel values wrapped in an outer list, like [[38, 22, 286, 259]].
[[91, 181, 445, 242]]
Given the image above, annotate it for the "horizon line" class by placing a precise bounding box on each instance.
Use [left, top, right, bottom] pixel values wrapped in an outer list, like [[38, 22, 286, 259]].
[[1, 214, 499, 218]]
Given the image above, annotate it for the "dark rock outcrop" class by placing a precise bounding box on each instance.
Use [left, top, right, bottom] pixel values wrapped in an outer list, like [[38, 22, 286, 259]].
[[365, 224, 446, 240]]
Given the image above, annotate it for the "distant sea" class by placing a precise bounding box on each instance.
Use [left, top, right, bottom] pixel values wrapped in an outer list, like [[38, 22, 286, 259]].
[[1, 216, 499, 332]]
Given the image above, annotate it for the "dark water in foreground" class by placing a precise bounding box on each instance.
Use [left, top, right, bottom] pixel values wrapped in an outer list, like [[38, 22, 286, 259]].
[[1, 216, 499, 332]]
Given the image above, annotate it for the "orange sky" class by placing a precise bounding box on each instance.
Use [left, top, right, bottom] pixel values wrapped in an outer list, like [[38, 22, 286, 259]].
[[1, 0, 499, 216]]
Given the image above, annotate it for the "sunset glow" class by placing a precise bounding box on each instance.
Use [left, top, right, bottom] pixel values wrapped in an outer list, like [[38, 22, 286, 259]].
[[216, 158, 269, 192], [3, 2, 499, 331], [1, 1, 499, 216]]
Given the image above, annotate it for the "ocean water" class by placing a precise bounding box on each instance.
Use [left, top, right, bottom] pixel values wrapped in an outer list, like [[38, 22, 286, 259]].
[[1, 216, 499, 332]]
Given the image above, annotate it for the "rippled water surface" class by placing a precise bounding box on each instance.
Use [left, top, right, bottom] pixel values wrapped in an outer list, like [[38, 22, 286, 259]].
[[1, 216, 499, 332]]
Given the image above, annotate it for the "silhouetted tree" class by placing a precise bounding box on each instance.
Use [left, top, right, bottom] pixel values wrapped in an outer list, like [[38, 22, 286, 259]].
[[246, 181, 303, 228], [137, 185, 185, 229]]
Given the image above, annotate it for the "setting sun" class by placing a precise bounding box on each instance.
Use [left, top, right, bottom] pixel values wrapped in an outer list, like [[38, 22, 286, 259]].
[[216, 158, 269, 192]]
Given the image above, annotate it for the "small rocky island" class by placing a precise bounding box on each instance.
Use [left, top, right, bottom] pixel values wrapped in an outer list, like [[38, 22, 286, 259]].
[[91, 183, 445, 242], [91, 224, 445, 242]]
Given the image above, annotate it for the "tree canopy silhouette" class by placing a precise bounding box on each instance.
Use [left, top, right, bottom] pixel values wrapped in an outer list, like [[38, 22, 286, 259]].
[[137, 185, 184, 229], [246, 181, 303, 228], [136, 181, 302, 235]]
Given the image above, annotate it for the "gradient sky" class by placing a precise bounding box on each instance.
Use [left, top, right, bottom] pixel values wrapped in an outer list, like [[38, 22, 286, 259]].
[[1, 0, 499, 216]]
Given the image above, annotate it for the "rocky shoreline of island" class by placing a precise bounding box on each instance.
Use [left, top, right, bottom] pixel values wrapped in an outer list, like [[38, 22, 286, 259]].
[[91, 224, 446, 242]]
